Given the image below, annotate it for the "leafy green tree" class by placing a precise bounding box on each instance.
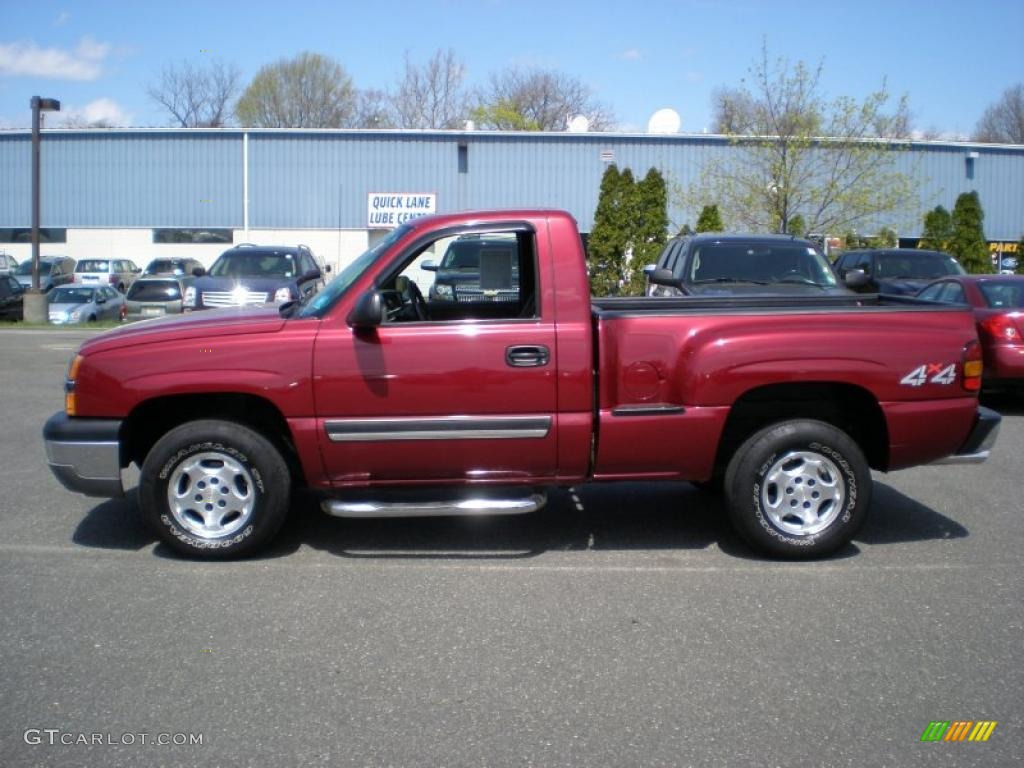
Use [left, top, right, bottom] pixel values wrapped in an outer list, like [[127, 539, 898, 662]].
[[876, 227, 898, 247], [948, 192, 990, 273], [588, 165, 632, 295], [919, 205, 953, 251], [684, 42, 914, 235], [788, 214, 807, 238], [470, 67, 615, 131], [627, 168, 669, 294], [236, 52, 357, 128], [696, 204, 724, 232]]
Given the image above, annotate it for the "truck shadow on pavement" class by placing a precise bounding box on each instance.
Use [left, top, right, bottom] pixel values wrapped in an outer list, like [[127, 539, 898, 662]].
[[71, 480, 967, 561]]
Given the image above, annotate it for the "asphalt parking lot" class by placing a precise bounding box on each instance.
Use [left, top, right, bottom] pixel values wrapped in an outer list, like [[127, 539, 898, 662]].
[[0, 328, 1021, 768]]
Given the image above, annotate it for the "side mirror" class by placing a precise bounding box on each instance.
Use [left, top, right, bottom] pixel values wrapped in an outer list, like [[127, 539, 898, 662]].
[[421, 259, 438, 272], [191, 266, 206, 277], [648, 267, 682, 288], [643, 264, 657, 277], [844, 269, 869, 289], [324, 264, 332, 273], [347, 290, 384, 329], [96, 296, 107, 305]]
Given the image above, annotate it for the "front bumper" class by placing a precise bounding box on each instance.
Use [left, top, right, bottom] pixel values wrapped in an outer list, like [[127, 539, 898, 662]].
[[43, 412, 124, 497], [931, 406, 1001, 465]]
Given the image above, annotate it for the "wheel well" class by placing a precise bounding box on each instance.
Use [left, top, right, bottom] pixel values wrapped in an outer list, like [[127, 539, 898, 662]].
[[121, 393, 304, 484], [713, 383, 889, 473]]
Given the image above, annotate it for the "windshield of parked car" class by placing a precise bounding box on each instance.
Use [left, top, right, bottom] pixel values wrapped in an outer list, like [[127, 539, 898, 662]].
[[875, 252, 965, 279], [49, 287, 96, 304], [127, 280, 182, 301], [75, 260, 110, 272], [297, 225, 410, 318], [978, 280, 1024, 308], [208, 251, 296, 278], [688, 243, 838, 286]]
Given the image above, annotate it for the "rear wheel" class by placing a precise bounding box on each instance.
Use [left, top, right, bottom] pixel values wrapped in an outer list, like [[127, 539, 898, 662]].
[[139, 420, 291, 559], [723, 419, 871, 558]]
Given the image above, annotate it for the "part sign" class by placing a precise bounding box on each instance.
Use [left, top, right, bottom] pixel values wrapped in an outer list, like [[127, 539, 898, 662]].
[[367, 193, 437, 228]]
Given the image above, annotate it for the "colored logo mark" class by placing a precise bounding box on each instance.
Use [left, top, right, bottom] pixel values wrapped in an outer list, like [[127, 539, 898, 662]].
[[921, 721, 997, 742]]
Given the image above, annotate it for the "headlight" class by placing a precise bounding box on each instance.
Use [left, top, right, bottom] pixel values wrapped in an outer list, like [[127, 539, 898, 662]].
[[69, 310, 81, 321], [183, 286, 196, 307], [434, 284, 453, 300], [274, 287, 295, 304]]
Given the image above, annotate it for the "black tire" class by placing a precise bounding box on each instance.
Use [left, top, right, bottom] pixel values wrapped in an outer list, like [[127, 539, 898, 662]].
[[723, 419, 871, 559], [87, 314, 97, 322], [139, 420, 291, 559]]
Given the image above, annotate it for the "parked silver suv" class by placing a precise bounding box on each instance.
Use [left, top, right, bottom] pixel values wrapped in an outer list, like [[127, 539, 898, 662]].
[[74, 258, 142, 293]]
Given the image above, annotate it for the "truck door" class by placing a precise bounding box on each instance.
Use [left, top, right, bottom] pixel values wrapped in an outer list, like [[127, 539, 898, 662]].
[[312, 223, 558, 484]]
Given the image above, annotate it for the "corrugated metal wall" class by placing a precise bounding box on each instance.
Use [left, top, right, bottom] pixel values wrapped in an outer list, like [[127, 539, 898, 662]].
[[1, 129, 1022, 238]]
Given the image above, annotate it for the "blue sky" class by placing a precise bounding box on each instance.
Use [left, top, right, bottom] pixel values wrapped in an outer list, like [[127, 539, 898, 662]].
[[1, 0, 1022, 137]]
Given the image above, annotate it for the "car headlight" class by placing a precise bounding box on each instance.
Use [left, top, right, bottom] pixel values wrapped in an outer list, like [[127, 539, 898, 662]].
[[434, 284, 453, 300], [183, 286, 196, 307], [69, 310, 81, 321], [274, 287, 295, 304]]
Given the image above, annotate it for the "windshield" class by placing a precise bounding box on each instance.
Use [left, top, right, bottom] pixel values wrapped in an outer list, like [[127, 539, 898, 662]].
[[688, 243, 838, 286], [978, 280, 1024, 308], [50, 287, 96, 304], [76, 260, 110, 272], [875, 252, 965, 279], [127, 280, 181, 301], [298, 225, 410, 318], [14, 261, 39, 275], [208, 251, 296, 278]]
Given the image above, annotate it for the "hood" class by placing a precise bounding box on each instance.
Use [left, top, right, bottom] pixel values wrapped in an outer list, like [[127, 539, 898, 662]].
[[878, 279, 931, 295], [79, 305, 287, 355], [687, 282, 853, 297]]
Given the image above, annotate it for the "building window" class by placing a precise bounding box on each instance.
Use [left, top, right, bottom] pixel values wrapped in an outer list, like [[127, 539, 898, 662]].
[[0, 228, 67, 243], [457, 143, 468, 174], [153, 229, 233, 244]]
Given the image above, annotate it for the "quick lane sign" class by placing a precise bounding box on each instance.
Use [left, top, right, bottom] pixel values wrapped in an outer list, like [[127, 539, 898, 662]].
[[367, 193, 436, 228]]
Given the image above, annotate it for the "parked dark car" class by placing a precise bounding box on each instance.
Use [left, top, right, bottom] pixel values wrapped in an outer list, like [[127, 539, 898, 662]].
[[646, 234, 853, 296], [917, 275, 1024, 391], [124, 276, 191, 321], [834, 248, 965, 295], [13, 256, 75, 293], [74, 258, 142, 293], [184, 244, 328, 311], [422, 234, 521, 304], [0, 274, 26, 320], [142, 257, 204, 277]]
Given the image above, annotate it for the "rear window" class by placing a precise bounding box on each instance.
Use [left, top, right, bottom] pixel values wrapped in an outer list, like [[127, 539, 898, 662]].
[[127, 280, 182, 301], [689, 243, 838, 286], [875, 252, 965, 279], [978, 281, 1024, 308], [145, 259, 188, 275], [76, 260, 110, 273]]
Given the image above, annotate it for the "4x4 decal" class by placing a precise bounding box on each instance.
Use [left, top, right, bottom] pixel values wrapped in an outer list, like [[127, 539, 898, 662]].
[[901, 363, 957, 387]]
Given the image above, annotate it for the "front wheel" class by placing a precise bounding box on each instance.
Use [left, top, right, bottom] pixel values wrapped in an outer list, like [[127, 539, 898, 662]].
[[139, 420, 291, 559], [723, 420, 872, 559]]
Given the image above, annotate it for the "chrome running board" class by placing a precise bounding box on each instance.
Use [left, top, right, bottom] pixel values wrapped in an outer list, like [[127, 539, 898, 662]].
[[321, 493, 547, 519]]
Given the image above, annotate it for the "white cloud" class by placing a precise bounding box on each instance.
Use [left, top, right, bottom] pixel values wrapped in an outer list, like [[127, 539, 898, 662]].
[[54, 11, 71, 27], [60, 98, 131, 127], [617, 49, 642, 61], [0, 37, 110, 81]]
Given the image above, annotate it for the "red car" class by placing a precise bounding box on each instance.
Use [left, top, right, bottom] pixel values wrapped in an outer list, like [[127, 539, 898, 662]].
[[917, 275, 1024, 391]]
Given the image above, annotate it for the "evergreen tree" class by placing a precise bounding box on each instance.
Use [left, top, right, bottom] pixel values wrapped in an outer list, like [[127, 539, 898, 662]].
[[948, 192, 989, 273], [587, 164, 632, 295], [696, 204, 724, 233], [788, 214, 807, 238], [919, 205, 953, 251], [628, 168, 669, 294]]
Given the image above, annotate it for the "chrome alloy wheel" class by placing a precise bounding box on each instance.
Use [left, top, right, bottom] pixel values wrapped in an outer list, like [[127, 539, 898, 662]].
[[167, 451, 255, 538], [760, 450, 845, 536]]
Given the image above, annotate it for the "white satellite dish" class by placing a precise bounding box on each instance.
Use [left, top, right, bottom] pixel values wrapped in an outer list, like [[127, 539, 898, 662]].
[[647, 108, 681, 134], [567, 114, 590, 133]]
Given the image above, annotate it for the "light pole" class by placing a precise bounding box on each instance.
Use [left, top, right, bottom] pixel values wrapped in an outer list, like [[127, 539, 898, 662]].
[[25, 95, 61, 323]]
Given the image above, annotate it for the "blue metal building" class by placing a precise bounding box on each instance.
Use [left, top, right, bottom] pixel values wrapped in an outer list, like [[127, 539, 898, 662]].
[[0, 128, 1021, 261]]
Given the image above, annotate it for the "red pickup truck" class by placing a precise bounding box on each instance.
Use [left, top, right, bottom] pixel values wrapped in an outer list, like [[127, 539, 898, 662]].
[[45, 209, 1000, 559]]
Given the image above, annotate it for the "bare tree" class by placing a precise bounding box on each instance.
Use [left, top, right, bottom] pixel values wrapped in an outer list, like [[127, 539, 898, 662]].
[[354, 89, 395, 129], [147, 59, 240, 127], [471, 67, 616, 131], [391, 49, 468, 129], [235, 52, 357, 128], [973, 83, 1024, 144]]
